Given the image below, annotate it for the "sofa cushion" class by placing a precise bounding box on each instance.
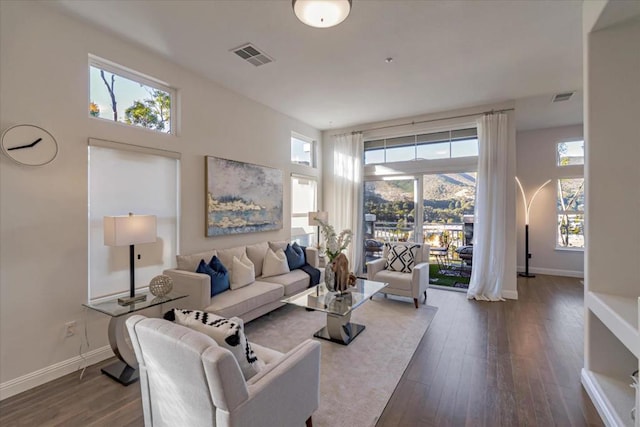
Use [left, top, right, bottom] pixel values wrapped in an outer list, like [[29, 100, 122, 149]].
[[246, 242, 268, 277], [285, 242, 306, 270], [268, 241, 288, 252], [170, 309, 264, 380], [385, 243, 419, 273], [250, 342, 283, 366], [196, 257, 230, 297], [231, 253, 255, 290], [216, 246, 246, 277], [262, 248, 290, 278], [205, 280, 284, 319], [260, 269, 310, 296], [177, 249, 217, 272], [372, 269, 413, 291]]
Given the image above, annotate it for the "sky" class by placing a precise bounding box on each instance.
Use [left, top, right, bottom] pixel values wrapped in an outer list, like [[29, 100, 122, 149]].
[[89, 66, 170, 131]]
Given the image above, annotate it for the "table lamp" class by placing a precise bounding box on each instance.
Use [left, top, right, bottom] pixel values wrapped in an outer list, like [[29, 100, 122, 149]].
[[104, 213, 157, 305]]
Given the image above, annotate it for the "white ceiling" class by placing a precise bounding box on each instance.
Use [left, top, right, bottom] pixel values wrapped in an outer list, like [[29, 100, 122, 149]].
[[51, 0, 584, 131]]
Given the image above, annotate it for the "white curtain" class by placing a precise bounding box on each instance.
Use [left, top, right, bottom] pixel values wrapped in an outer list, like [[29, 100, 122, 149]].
[[467, 114, 508, 301], [325, 132, 364, 274]]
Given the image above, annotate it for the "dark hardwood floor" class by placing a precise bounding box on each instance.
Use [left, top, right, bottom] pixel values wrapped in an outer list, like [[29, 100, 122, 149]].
[[0, 275, 602, 426], [378, 274, 603, 427]]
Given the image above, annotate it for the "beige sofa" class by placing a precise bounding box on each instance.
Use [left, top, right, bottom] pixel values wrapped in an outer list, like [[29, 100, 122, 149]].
[[164, 241, 322, 322]]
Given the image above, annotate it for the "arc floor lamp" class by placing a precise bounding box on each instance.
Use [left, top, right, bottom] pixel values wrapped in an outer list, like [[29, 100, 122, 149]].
[[515, 177, 551, 278]]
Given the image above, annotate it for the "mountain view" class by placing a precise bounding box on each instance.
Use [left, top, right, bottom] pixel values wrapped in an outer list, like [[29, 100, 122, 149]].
[[364, 173, 476, 224]]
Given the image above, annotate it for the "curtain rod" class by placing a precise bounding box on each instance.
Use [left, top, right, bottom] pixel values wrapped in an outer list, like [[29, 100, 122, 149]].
[[341, 107, 514, 136]]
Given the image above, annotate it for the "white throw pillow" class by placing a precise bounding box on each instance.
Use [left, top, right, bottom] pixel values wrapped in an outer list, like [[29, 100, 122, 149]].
[[385, 243, 420, 273], [171, 309, 264, 380], [231, 253, 255, 289], [261, 248, 290, 278]]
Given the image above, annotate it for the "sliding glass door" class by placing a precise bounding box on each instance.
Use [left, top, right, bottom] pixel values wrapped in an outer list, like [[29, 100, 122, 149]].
[[362, 172, 476, 287], [363, 178, 418, 268]]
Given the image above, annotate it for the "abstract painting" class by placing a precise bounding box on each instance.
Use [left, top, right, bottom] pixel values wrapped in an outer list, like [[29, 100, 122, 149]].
[[206, 156, 283, 236]]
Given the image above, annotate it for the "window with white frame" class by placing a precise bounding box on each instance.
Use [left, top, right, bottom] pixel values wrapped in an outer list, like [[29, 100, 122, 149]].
[[556, 140, 584, 249], [557, 178, 584, 249], [88, 140, 180, 300], [89, 55, 176, 134], [557, 140, 584, 166], [364, 128, 478, 165], [291, 133, 316, 167], [291, 174, 317, 246]]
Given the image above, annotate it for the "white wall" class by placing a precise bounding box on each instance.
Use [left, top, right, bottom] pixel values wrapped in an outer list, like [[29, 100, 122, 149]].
[[324, 102, 519, 300], [586, 16, 640, 297], [516, 125, 584, 277], [0, 1, 321, 397]]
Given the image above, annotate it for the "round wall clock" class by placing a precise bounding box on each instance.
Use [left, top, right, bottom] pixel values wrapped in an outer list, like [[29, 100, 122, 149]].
[[1, 124, 59, 166]]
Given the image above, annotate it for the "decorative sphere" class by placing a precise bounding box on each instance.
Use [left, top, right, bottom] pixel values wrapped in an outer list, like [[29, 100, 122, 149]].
[[149, 275, 173, 297]]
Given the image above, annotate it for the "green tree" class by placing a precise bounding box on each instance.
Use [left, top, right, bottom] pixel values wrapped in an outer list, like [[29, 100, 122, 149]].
[[89, 101, 100, 117], [558, 142, 569, 165], [125, 89, 171, 132]]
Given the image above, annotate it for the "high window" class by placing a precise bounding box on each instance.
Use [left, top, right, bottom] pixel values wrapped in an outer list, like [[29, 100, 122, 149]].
[[364, 128, 477, 165], [291, 174, 318, 246], [291, 133, 316, 167], [89, 55, 175, 134], [557, 140, 584, 166], [556, 140, 584, 249]]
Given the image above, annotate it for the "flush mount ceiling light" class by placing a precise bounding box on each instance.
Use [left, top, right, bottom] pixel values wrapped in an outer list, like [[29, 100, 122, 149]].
[[292, 0, 352, 28]]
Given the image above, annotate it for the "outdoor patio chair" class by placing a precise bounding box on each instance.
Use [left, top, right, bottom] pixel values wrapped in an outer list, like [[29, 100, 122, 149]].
[[430, 244, 450, 273]]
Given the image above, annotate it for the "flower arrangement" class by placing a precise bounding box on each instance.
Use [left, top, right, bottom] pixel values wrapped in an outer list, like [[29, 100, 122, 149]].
[[315, 218, 352, 262]]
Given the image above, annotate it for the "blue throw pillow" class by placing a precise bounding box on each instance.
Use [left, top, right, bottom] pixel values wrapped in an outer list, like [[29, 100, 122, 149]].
[[196, 258, 230, 297], [208, 255, 228, 274], [285, 242, 306, 270]]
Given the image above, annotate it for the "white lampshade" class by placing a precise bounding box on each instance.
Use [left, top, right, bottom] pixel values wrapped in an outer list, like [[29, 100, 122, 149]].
[[104, 214, 157, 246], [308, 211, 328, 226], [293, 0, 351, 28]]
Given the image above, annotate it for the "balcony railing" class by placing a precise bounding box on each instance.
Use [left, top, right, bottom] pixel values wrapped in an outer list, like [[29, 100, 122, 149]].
[[371, 221, 465, 246]]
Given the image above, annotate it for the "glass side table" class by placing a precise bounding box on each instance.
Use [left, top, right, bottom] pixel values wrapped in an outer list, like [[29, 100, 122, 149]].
[[83, 291, 187, 385]]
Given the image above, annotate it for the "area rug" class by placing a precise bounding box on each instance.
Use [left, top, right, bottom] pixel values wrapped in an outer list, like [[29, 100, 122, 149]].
[[244, 296, 437, 427]]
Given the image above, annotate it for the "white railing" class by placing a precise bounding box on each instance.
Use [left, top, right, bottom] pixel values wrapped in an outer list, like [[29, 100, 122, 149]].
[[372, 221, 466, 245]]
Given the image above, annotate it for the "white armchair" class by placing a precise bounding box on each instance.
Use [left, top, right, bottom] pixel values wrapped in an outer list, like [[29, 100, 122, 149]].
[[126, 315, 321, 427], [366, 242, 430, 308]]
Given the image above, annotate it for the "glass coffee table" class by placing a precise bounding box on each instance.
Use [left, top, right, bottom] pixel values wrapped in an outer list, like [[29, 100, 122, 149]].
[[282, 279, 387, 345]]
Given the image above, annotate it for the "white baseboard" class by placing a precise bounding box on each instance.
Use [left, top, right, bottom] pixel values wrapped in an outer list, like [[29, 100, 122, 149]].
[[0, 345, 113, 401], [502, 289, 519, 300], [580, 368, 622, 427], [429, 284, 468, 293], [517, 266, 584, 278], [429, 284, 518, 300]]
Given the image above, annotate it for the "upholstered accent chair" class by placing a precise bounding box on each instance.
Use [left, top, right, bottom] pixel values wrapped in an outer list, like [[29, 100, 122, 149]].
[[366, 242, 430, 308], [126, 315, 321, 427]]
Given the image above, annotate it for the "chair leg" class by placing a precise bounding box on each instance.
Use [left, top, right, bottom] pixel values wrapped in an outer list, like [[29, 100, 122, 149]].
[[413, 298, 419, 308], [423, 290, 427, 304], [306, 416, 313, 427]]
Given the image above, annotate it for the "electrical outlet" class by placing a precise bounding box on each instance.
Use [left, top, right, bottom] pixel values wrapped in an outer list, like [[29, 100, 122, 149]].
[[65, 321, 77, 337]]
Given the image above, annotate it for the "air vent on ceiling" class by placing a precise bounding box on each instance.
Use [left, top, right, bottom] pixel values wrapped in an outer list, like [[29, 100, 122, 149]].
[[231, 43, 274, 67], [552, 92, 575, 103]]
